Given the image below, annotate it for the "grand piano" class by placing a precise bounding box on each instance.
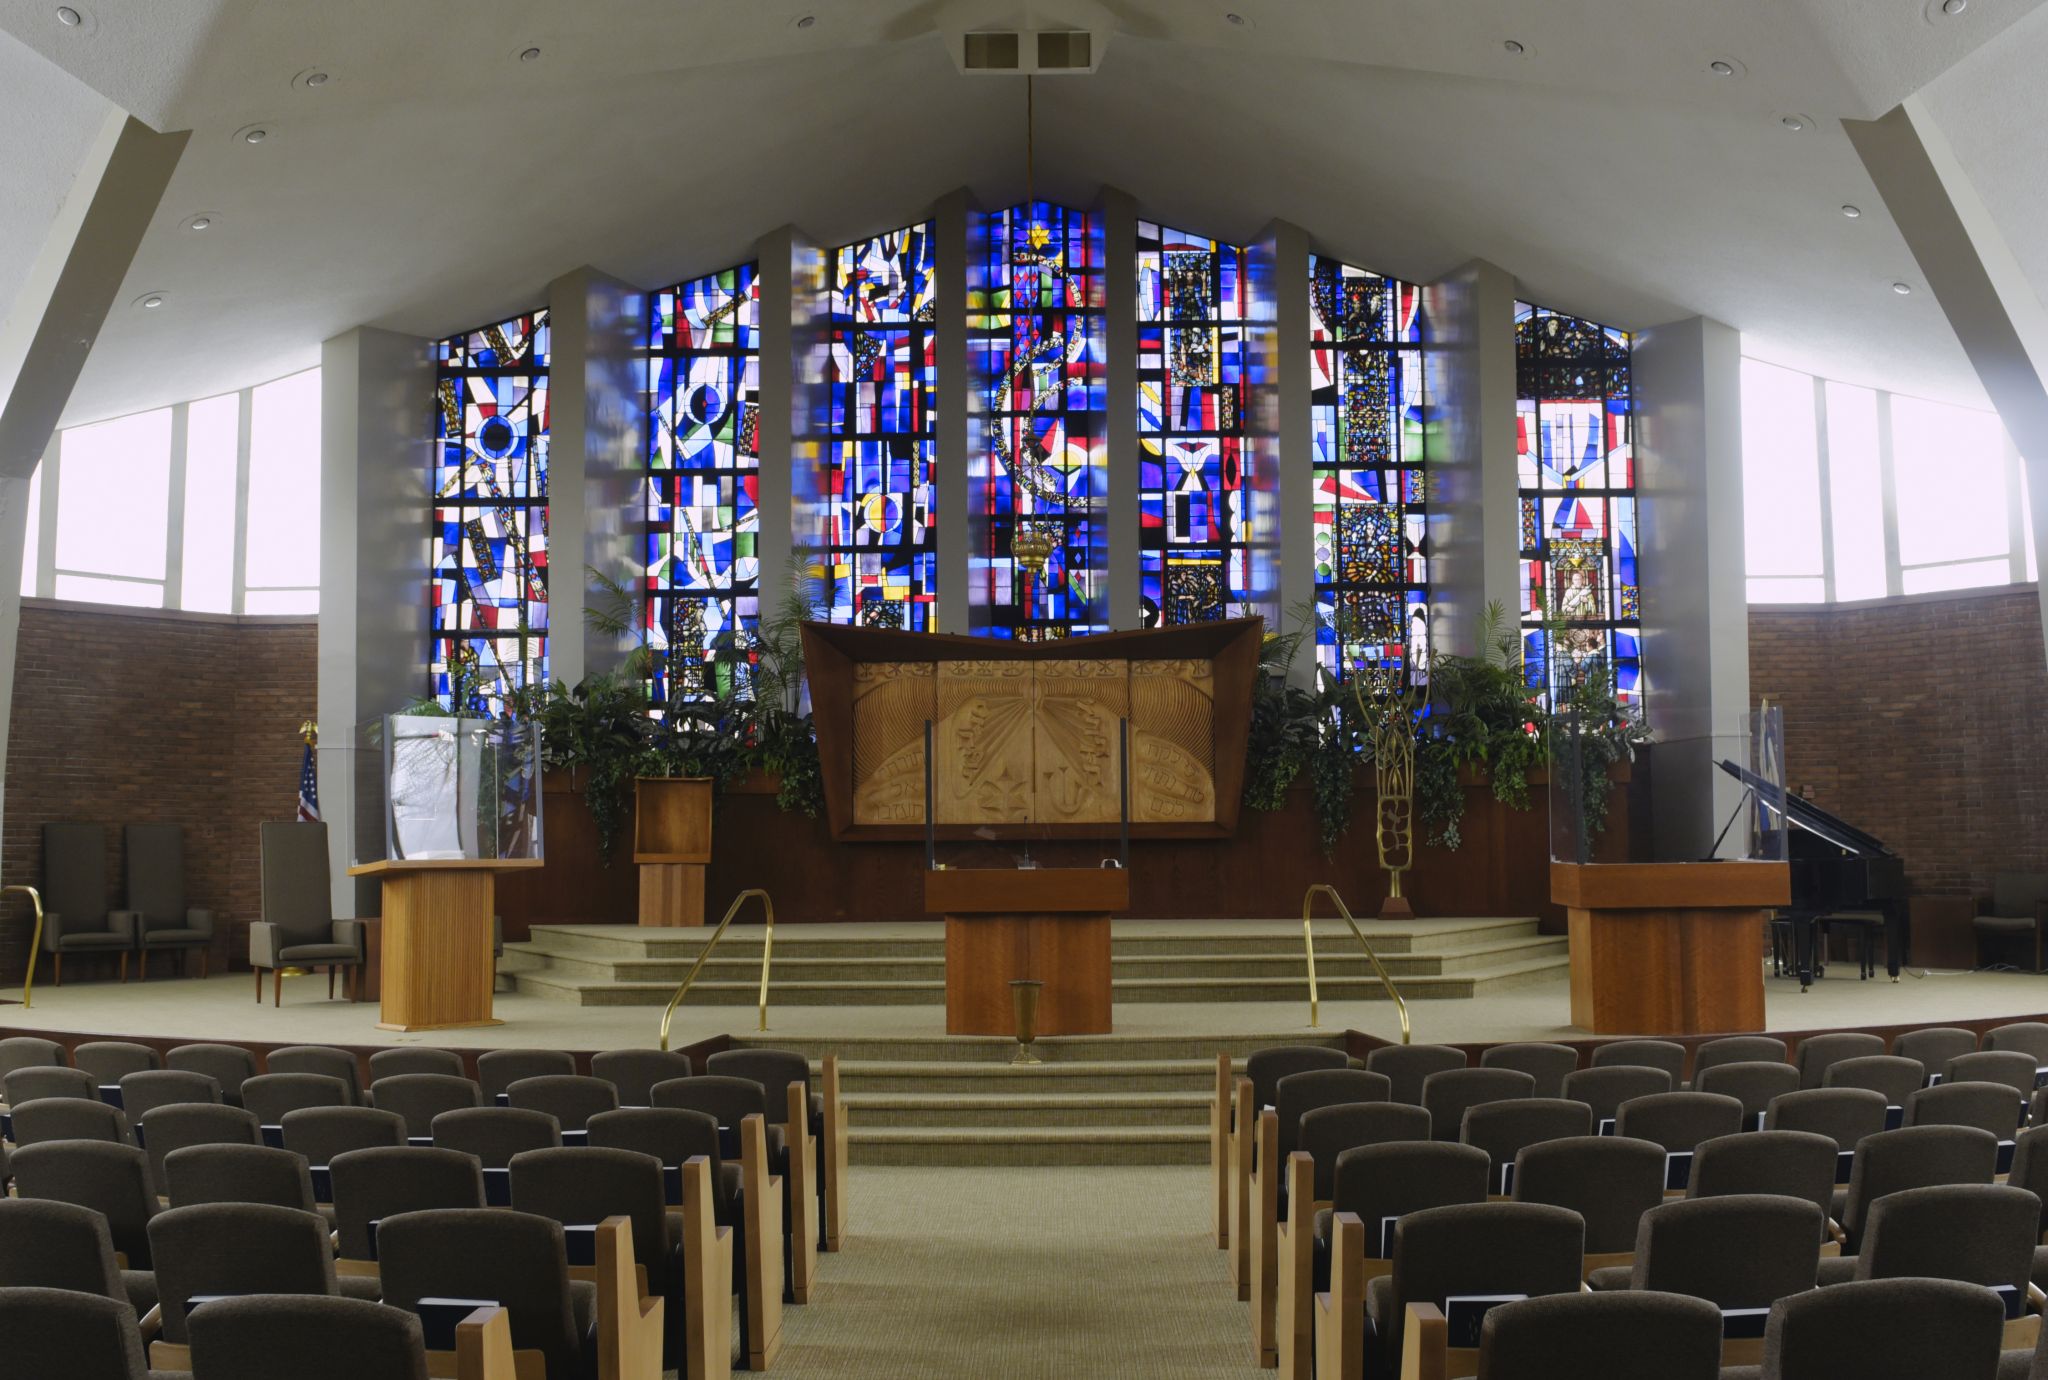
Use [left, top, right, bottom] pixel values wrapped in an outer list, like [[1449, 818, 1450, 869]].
[[1717, 760, 1909, 988]]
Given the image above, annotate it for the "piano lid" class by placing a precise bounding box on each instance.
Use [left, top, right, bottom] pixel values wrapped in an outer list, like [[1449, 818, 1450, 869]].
[[1715, 759, 1895, 858]]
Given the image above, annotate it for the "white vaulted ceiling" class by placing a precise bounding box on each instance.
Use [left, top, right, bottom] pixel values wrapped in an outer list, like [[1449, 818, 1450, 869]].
[[1, 0, 2044, 425]]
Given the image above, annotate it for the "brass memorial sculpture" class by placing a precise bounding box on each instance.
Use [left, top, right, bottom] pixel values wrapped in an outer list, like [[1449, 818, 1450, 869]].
[[1354, 680, 1420, 920]]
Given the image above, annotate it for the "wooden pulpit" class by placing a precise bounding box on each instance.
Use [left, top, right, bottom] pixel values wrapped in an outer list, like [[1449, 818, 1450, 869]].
[[926, 867, 1130, 1036], [1553, 861, 1789, 1036], [347, 858, 542, 1031]]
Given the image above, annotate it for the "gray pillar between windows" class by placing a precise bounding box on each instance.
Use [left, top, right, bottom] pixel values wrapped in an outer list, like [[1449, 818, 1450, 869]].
[[777, 226, 833, 625], [548, 266, 644, 685], [1634, 314, 1748, 860], [1097, 186, 1141, 631], [1255, 219, 1312, 681], [318, 326, 435, 918], [753, 227, 797, 629], [965, 203, 996, 637], [1424, 259, 1520, 661], [934, 189, 973, 635]]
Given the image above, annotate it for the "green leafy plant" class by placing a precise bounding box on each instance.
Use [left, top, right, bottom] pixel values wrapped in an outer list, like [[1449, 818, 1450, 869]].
[[1414, 600, 1546, 848]]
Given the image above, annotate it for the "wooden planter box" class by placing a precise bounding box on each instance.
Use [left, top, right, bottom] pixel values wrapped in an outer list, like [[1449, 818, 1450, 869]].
[[634, 777, 714, 926]]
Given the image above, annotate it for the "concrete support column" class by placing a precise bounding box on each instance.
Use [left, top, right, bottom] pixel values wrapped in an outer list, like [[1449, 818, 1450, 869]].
[[1423, 259, 1521, 660], [1097, 186, 1141, 631], [546, 267, 644, 683], [774, 226, 832, 622], [318, 327, 434, 916], [1634, 315, 1749, 858], [1253, 219, 1311, 678], [933, 190, 973, 635]]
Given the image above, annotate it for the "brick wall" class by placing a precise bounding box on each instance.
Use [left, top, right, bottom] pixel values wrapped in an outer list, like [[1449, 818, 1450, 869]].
[[1, 601, 317, 985], [1750, 585, 2048, 901]]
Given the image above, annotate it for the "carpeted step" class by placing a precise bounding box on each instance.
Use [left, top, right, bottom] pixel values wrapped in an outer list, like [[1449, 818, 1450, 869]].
[[728, 1031, 1346, 1063], [842, 1091, 1212, 1129], [848, 1126, 1211, 1167]]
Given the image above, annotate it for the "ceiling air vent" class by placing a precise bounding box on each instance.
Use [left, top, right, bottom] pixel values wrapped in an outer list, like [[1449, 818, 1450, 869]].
[[1036, 31, 1092, 71], [963, 31, 1022, 71]]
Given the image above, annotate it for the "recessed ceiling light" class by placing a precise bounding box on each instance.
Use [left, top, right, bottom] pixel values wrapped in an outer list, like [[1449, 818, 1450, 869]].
[[56, 6, 81, 25], [1943, 0, 1968, 14], [1503, 39, 1526, 54], [187, 215, 212, 231], [1709, 60, 1735, 75], [794, 14, 815, 28], [132, 291, 167, 311], [1781, 115, 1809, 131], [1225, 11, 1246, 24], [244, 127, 268, 144], [1841, 205, 1862, 219], [305, 71, 328, 86], [1892, 282, 1914, 295], [518, 46, 541, 61]]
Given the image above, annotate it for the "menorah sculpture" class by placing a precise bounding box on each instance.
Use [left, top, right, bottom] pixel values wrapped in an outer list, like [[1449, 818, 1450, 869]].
[[1354, 681, 1420, 920]]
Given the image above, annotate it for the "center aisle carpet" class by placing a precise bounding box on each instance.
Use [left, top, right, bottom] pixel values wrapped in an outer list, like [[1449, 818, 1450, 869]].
[[765, 1166, 1264, 1378]]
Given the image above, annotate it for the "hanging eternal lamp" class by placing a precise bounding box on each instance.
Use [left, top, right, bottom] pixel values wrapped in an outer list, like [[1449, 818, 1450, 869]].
[[1012, 519, 1057, 575]]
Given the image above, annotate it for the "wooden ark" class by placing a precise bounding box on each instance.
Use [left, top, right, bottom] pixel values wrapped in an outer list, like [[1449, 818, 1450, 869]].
[[804, 618, 1262, 842]]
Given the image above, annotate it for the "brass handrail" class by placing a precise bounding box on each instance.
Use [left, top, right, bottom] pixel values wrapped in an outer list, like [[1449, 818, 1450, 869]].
[[6, 886, 45, 1009], [1301, 884, 1410, 1044], [657, 889, 775, 1050]]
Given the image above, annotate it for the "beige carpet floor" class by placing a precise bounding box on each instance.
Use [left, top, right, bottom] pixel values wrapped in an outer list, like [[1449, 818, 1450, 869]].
[[759, 1166, 1263, 1379]]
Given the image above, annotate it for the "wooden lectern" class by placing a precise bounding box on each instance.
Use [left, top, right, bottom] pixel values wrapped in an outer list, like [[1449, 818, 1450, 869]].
[[1553, 861, 1789, 1036], [926, 867, 1130, 1036], [634, 777, 712, 926], [347, 858, 543, 1031]]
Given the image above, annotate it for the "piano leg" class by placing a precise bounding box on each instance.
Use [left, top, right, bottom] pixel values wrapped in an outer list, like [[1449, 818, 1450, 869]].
[[1795, 913, 1818, 992], [1884, 901, 1905, 982]]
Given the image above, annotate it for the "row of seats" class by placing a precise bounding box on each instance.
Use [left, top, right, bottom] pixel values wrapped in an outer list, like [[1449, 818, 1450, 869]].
[[1214, 1025, 2048, 1379]]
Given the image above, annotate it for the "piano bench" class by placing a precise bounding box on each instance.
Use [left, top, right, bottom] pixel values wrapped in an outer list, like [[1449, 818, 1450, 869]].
[[1819, 912, 1886, 980]]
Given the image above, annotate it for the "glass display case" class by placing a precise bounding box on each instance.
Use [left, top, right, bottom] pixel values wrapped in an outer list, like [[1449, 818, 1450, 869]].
[[352, 714, 543, 867], [1550, 705, 1784, 865]]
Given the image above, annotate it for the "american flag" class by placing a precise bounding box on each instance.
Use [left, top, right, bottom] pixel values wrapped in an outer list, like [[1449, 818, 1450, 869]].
[[297, 723, 320, 823]]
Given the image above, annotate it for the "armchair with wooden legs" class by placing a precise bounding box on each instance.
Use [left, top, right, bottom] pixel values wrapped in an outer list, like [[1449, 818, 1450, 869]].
[[251, 822, 364, 1006]]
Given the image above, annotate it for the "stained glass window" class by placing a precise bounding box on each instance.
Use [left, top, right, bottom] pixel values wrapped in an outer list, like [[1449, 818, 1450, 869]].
[[825, 223, 938, 629], [645, 265, 760, 705], [1309, 256, 1430, 691], [1515, 302, 1639, 706], [969, 202, 1107, 639], [432, 311, 549, 714], [1136, 221, 1252, 625]]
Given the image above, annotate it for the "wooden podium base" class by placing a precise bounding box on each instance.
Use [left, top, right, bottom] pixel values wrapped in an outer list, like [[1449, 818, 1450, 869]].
[[638, 862, 706, 926], [943, 913, 1111, 1036], [348, 858, 541, 1032]]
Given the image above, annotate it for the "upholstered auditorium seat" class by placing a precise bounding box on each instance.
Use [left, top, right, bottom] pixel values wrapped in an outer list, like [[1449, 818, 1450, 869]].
[[0, 1196, 156, 1317], [1611, 1091, 1745, 1157], [0, 1035, 66, 1078], [146, 1201, 344, 1357], [252, 822, 364, 1005], [1584, 1193, 1822, 1328], [1795, 1032, 1888, 1089], [1589, 1039, 1686, 1081], [1364, 1043, 1466, 1106], [368, 1046, 466, 1080], [10, 1140, 163, 1268], [1842, 1183, 2040, 1329], [1685, 1130, 1841, 1242], [475, 1048, 576, 1101], [241, 1071, 352, 1125], [267, 1046, 364, 1103], [1474, 1288, 1724, 1379], [1561, 1064, 1671, 1126], [1987, 1023, 2048, 1066], [74, 1041, 163, 1084], [165, 1043, 258, 1107], [1823, 1054, 1927, 1109], [5, 1063, 99, 1104], [1313, 1140, 1488, 1285], [184, 1293, 519, 1380], [1458, 1099, 1592, 1191], [164, 1142, 319, 1212], [11, 1095, 134, 1146], [0, 1286, 155, 1380], [587, 1107, 735, 1220], [281, 1105, 408, 1165], [507, 1074, 620, 1132], [125, 823, 214, 979], [1421, 1068, 1536, 1142], [431, 1105, 563, 1168], [119, 1068, 224, 1125], [137, 1102, 262, 1193], [1729, 1276, 2005, 1380], [1512, 1135, 1666, 1270], [1763, 1086, 1888, 1159], [1949, 1049, 2041, 1101], [1695, 1060, 1801, 1125], [371, 1072, 485, 1138], [1299, 1103, 1433, 1201], [329, 1146, 486, 1268], [1906, 1079, 2028, 1136], [589, 1048, 694, 1107], [1690, 1035, 1789, 1077], [1478, 1043, 1579, 1099], [1831, 1124, 1999, 1255], [1273, 1068, 1391, 1160], [1893, 1026, 1979, 1072]]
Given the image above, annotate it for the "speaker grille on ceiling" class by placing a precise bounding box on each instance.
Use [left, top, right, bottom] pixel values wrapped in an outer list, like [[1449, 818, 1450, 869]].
[[1036, 31, 1092, 70], [963, 31, 1021, 70]]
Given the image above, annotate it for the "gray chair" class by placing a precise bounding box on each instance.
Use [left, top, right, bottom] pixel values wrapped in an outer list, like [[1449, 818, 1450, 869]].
[[1480, 1043, 1580, 1100], [329, 1145, 486, 1263], [186, 1293, 438, 1380], [148, 1201, 339, 1346], [1974, 873, 2048, 973], [2009, 1128, 2048, 1240], [1986, 1023, 2048, 1067], [511, 1146, 680, 1342], [282, 1105, 408, 1165], [1373, 1201, 1585, 1377], [125, 822, 214, 979], [1563, 1065, 1672, 1125], [1948, 1049, 2040, 1101], [9, 1140, 161, 1268], [1590, 1193, 1822, 1302], [0, 1286, 150, 1380], [1459, 1099, 1592, 1190], [1751, 1276, 2004, 1379], [1795, 1032, 1888, 1089], [590, 1049, 695, 1107], [1299, 1102, 1434, 1202], [1240, 1045, 1351, 1113], [1687, 1130, 1841, 1240], [376, 1207, 596, 1380], [40, 822, 135, 984], [1513, 1135, 1666, 1257], [73, 1041, 162, 1085], [1612, 1091, 1745, 1155], [1697, 1060, 1801, 1125], [267, 1045, 363, 1103], [0, 1196, 152, 1316], [432, 1105, 562, 1167], [1691, 1035, 1788, 1077], [651, 1075, 772, 1140], [0, 1035, 66, 1078], [1422, 1067, 1536, 1142], [1475, 1288, 1724, 1380], [1893, 1026, 1978, 1073], [119, 1068, 222, 1126], [1590, 1040, 1685, 1082], [1836, 1124, 1999, 1253], [1824, 1055, 1926, 1109], [252, 821, 364, 1005], [1316, 1140, 1488, 1275], [167, 1043, 259, 1107], [165, 1143, 317, 1211], [506, 1074, 619, 1133], [11, 1096, 133, 1147], [368, 1047, 466, 1081], [372, 1073, 485, 1139], [139, 1102, 263, 1196], [242, 1072, 351, 1126], [1763, 1086, 1888, 1153], [5, 1064, 99, 1104], [1905, 1080, 2025, 1137], [1852, 1183, 2039, 1301], [588, 1106, 734, 1223], [1367, 1043, 1468, 1106], [1273, 1067, 1391, 1159], [476, 1048, 577, 1101]]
